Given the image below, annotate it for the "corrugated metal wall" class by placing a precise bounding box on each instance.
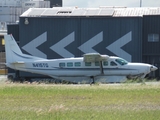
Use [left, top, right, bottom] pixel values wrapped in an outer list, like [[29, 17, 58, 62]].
[[143, 15, 160, 55], [5, 16, 143, 78], [7, 11, 160, 79], [19, 17, 142, 62], [7, 24, 19, 41], [142, 15, 160, 78]]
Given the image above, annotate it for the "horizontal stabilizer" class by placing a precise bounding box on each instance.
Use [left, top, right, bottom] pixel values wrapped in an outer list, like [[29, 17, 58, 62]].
[[0, 62, 6, 65], [11, 61, 25, 64]]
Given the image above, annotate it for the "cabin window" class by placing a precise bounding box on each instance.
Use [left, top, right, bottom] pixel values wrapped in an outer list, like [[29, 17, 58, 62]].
[[67, 62, 73, 67], [59, 63, 65, 67], [75, 62, 81, 67], [85, 62, 91, 66], [148, 34, 159, 42], [103, 61, 108, 66], [95, 62, 100, 66], [110, 61, 117, 66]]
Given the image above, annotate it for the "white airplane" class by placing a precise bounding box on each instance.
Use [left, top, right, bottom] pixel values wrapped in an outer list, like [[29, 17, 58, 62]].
[[4, 34, 158, 83]]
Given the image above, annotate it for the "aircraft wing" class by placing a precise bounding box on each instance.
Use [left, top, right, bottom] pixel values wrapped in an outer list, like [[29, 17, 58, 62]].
[[83, 53, 109, 62]]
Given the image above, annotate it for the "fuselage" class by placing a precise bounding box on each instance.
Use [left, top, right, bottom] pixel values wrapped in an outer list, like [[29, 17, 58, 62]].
[[8, 56, 156, 79]]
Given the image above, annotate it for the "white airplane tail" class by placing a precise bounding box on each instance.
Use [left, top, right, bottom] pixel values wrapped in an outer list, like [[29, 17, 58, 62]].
[[4, 35, 23, 64], [4, 35, 43, 66]]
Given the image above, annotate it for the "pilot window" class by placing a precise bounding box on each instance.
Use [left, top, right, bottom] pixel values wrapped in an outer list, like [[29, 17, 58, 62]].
[[85, 62, 91, 66], [103, 61, 108, 66], [67, 62, 73, 67], [110, 61, 117, 66], [75, 62, 81, 67], [115, 59, 128, 65], [59, 63, 65, 67], [95, 62, 100, 66]]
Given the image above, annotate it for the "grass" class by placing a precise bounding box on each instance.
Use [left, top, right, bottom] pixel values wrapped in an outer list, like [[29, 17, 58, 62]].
[[0, 82, 160, 119]]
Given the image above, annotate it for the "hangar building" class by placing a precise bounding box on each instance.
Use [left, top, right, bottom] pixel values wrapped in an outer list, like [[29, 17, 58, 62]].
[[8, 7, 160, 79]]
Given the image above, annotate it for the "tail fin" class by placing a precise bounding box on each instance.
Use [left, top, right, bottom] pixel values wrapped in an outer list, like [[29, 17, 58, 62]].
[[4, 35, 23, 64], [4, 34, 43, 65]]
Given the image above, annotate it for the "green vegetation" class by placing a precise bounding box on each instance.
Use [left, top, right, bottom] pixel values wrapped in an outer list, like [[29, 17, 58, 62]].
[[0, 83, 160, 120]]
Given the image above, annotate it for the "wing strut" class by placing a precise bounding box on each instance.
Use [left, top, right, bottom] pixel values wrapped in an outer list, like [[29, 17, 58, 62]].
[[99, 61, 104, 74], [83, 53, 109, 84]]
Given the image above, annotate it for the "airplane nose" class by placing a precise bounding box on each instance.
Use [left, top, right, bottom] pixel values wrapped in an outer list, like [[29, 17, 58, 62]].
[[150, 66, 158, 71]]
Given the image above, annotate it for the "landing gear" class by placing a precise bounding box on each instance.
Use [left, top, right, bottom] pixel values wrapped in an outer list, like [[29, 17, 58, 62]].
[[90, 61, 104, 85], [90, 76, 95, 85]]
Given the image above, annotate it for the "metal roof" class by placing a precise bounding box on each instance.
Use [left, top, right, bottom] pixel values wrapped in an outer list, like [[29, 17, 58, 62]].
[[114, 7, 160, 17], [21, 7, 160, 17]]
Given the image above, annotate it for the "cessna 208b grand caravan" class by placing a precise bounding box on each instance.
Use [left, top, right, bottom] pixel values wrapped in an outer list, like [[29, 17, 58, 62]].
[[4, 34, 157, 83]]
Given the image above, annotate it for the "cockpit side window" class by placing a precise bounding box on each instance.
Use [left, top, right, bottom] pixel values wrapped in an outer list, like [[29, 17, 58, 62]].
[[115, 59, 128, 65], [110, 61, 117, 66]]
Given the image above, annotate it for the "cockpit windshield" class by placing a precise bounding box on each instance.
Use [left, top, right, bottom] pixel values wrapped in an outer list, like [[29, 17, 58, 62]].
[[115, 58, 128, 65]]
